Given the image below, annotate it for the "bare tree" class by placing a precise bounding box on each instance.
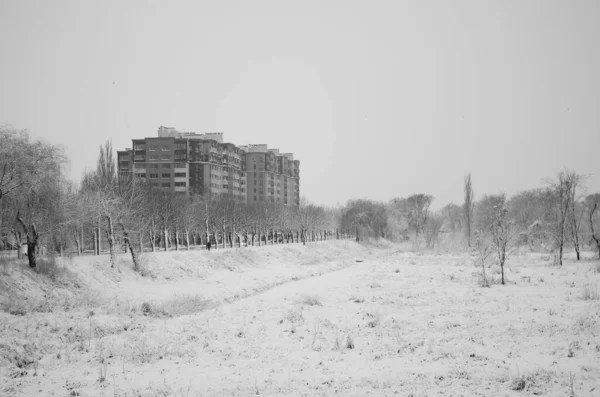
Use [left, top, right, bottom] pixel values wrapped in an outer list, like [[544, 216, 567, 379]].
[[116, 173, 151, 271], [473, 230, 492, 288], [488, 194, 516, 285], [424, 214, 443, 249], [567, 176, 586, 260], [15, 173, 65, 268], [586, 194, 600, 259], [463, 173, 475, 247], [545, 170, 580, 266]]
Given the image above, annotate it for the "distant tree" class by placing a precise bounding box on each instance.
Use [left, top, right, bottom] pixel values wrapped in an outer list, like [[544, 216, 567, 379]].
[[424, 214, 443, 249], [439, 203, 463, 234], [545, 170, 580, 266], [406, 194, 432, 239], [386, 195, 432, 242], [387, 198, 411, 241], [463, 173, 475, 246], [474, 194, 506, 232], [341, 199, 387, 240], [567, 175, 587, 260], [507, 188, 554, 250], [586, 194, 600, 259]]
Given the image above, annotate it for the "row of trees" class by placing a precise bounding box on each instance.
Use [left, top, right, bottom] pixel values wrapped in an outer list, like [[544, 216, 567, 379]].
[[0, 128, 351, 270]]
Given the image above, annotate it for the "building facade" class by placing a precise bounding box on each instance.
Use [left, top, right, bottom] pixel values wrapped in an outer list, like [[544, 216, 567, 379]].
[[117, 127, 300, 206]]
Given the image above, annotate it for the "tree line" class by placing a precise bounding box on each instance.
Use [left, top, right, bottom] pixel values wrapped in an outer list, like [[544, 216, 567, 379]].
[[0, 128, 349, 270], [2, 126, 599, 272], [339, 172, 600, 264]]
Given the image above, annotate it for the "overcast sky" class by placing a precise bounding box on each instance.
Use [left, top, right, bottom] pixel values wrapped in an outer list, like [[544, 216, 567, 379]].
[[1, 0, 599, 208]]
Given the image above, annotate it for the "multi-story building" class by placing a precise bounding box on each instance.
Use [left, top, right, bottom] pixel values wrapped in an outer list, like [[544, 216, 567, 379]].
[[241, 145, 300, 206], [117, 126, 300, 206]]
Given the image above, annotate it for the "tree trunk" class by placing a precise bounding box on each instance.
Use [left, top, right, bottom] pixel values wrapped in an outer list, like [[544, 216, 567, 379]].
[[120, 223, 139, 272], [163, 227, 169, 251], [97, 218, 102, 255], [558, 238, 564, 267], [26, 239, 37, 268], [174, 230, 179, 251], [185, 230, 190, 251], [589, 203, 600, 260], [93, 228, 98, 256], [74, 230, 81, 256], [16, 213, 39, 269], [106, 216, 116, 268], [139, 231, 143, 253]]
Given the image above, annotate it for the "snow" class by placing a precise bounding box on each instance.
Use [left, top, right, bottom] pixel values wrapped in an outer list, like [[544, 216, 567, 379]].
[[1, 241, 599, 396]]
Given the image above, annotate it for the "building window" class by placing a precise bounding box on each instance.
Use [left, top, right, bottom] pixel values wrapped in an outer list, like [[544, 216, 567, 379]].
[[162, 173, 171, 178], [133, 143, 146, 151], [162, 183, 171, 187], [150, 164, 159, 168], [149, 155, 158, 161], [152, 183, 159, 187], [161, 146, 171, 151], [174, 182, 186, 187], [174, 163, 185, 168], [174, 172, 186, 177], [161, 155, 171, 160], [161, 164, 171, 168], [175, 143, 186, 150], [135, 173, 146, 178], [149, 174, 158, 179], [134, 155, 145, 161]]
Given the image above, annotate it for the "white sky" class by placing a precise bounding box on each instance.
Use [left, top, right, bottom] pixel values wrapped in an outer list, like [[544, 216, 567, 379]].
[[1, 0, 599, 208]]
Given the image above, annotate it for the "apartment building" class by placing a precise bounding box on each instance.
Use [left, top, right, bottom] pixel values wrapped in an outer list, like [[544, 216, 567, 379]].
[[117, 127, 300, 206], [242, 145, 300, 206]]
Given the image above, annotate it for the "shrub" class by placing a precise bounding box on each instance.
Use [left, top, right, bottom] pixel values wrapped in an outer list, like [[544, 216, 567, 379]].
[[297, 294, 322, 306], [35, 254, 58, 278], [510, 369, 553, 394], [279, 307, 304, 324], [366, 310, 382, 328]]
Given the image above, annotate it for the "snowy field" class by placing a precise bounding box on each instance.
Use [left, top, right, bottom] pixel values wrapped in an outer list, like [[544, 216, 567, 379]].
[[1, 241, 599, 396]]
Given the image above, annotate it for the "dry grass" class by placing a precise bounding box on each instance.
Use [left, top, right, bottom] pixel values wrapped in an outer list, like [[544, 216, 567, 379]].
[[581, 283, 600, 300], [138, 295, 212, 318]]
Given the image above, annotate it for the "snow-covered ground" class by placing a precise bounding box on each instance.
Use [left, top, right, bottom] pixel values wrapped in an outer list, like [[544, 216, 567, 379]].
[[1, 241, 599, 396]]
